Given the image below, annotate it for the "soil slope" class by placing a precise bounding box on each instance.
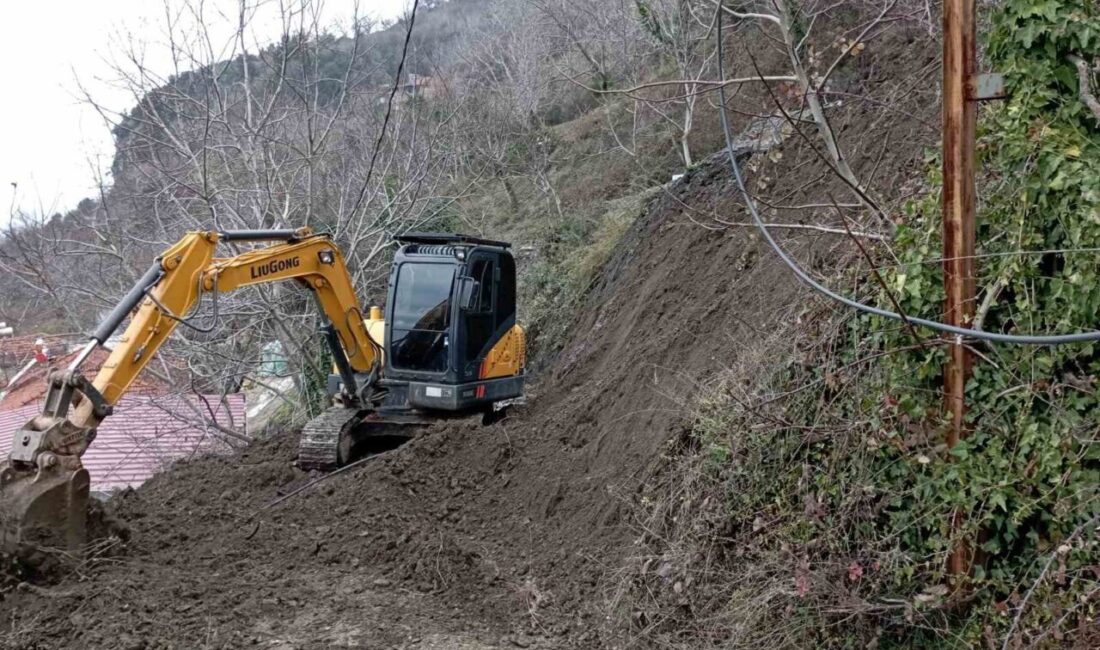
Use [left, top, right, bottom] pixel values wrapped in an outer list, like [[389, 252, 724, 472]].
[[0, 157, 824, 650], [0, 52, 935, 644]]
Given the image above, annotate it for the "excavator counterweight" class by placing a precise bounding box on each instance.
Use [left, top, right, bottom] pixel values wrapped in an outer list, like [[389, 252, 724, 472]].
[[0, 228, 525, 553]]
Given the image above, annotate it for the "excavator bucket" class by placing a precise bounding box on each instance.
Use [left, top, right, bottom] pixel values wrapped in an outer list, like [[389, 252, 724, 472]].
[[0, 460, 90, 553], [0, 367, 112, 555], [1, 413, 92, 553]]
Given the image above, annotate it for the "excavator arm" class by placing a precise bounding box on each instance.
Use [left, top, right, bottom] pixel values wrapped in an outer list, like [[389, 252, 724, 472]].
[[85, 229, 380, 421], [1, 228, 379, 550]]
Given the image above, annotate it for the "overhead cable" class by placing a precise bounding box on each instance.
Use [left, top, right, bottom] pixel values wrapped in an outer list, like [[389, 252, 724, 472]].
[[714, 8, 1100, 345]]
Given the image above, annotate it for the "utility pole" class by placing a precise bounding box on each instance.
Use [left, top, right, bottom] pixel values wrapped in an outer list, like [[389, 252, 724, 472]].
[[942, 0, 977, 580]]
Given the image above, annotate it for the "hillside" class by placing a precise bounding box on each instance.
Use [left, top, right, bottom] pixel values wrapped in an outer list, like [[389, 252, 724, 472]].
[[3, 0, 1100, 648], [0, 0, 684, 398], [1, 8, 941, 644], [0, 141, 836, 649]]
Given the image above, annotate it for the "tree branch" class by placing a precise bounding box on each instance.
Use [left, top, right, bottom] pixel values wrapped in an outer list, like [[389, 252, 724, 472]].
[[1068, 55, 1100, 123]]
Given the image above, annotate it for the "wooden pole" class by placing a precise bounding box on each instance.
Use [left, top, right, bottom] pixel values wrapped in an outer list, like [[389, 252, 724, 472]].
[[942, 0, 977, 580]]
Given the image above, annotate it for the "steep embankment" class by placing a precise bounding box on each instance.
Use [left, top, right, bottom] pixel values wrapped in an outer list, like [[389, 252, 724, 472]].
[[0, 22, 939, 647], [0, 153, 831, 649]]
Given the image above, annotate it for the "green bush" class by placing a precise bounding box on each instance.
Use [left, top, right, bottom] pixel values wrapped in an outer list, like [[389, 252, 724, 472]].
[[521, 190, 655, 365], [867, 0, 1100, 598]]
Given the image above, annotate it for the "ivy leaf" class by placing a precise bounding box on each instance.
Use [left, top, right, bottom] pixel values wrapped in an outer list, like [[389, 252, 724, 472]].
[[894, 273, 907, 293], [1053, 64, 1077, 89], [1018, 22, 1041, 48], [990, 492, 1008, 512], [1031, 0, 1062, 20]]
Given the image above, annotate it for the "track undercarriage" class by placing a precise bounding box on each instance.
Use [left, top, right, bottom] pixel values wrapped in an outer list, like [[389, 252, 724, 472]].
[[297, 407, 429, 472]]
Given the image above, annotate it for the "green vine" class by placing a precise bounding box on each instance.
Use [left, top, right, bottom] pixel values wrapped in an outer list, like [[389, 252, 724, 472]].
[[855, 0, 1100, 641], [679, 0, 1100, 646]]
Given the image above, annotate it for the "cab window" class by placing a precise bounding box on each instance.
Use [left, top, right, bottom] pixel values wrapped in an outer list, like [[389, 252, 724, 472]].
[[391, 263, 454, 372], [463, 257, 496, 364], [392, 263, 454, 332], [495, 254, 516, 329], [470, 259, 495, 313]]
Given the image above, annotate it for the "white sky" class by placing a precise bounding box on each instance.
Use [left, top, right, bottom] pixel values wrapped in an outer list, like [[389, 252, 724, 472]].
[[0, 0, 407, 221]]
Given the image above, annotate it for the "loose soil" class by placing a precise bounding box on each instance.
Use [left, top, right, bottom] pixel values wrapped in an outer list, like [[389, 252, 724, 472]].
[[0, 26, 937, 646], [0, 158, 826, 650]]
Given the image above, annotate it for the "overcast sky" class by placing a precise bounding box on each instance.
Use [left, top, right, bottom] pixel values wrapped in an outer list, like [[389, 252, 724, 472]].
[[0, 0, 407, 222]]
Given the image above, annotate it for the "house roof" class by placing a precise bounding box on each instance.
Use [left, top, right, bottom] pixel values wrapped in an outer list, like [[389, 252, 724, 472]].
[[0, 334, 77, 369], [0, 393, 247, 492], [0, 347, 173, 410]]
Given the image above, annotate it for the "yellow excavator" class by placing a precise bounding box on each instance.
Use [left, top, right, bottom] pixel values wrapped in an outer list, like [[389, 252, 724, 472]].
[[0, 228, 525, 550]]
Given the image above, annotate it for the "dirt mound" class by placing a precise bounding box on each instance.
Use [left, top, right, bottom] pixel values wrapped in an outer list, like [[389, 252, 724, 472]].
[[0, 156, 826, 649], [1, 498, 126, 592], [0, 58, 932, 642], [0, 158, 827, 649], [1, 423, 533, 649]]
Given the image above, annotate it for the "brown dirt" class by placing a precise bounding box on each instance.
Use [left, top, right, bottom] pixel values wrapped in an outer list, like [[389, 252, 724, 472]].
[[0, 158, 829, 650], [0, 22, 938, 647]]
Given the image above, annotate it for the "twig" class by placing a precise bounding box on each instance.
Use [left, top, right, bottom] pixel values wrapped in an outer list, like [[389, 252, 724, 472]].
[[830, 196, 927, 348], [974, 276, 1007, 332], [1002, 515, 1099, 649], [348, 0, 420, 219], [707, 0, 782, 26], [713, 217, 891, 241], [16, 582, 76, 599], [743, 46, 895, 238], [566, 74, 797, 97], [1068, 55, 1100, 124], [753, 342, 939, 408], [249, 448, 399, 517]]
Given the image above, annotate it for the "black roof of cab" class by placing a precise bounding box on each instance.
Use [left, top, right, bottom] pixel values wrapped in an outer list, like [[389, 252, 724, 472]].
[[396, 232, 511, 249]]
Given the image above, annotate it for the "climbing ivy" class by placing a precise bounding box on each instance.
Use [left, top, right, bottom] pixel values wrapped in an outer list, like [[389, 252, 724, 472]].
[[853, 0, 1100, 641], [683, 1, 1100, 646]]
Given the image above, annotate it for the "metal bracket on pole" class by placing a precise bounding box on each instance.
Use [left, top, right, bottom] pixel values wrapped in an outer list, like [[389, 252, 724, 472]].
[[972, 73, 1008, 101]]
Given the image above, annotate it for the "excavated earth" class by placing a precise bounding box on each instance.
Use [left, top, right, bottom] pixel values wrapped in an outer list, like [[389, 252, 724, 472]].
[[0, 31, 937, 646], [0, 166, 813, 649], [0, 195, 823, 650]]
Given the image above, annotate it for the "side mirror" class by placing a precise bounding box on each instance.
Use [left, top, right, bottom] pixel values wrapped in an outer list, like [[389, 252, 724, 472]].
[[458, 277, 480, 311]]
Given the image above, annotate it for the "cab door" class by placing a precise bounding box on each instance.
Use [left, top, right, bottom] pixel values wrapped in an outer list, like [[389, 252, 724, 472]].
[[460, 252, 497, 381]]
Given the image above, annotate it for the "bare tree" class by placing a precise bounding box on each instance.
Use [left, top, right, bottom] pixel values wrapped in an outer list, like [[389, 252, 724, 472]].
[[7, 0, 460, 415]]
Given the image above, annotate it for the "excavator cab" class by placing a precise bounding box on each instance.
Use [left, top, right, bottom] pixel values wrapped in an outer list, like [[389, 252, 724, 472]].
[[319, 233, 525, 420], [304, 233, 527, 470], [380, 233, 524, 411]]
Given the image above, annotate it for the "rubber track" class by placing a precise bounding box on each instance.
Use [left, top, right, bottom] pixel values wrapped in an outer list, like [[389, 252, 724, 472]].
[[298, 407, 362, 471]]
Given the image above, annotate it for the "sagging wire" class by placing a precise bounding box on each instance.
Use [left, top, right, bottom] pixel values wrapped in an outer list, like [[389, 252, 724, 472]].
[[347, 0, 420, 220], [714, 6, 1100, 345]]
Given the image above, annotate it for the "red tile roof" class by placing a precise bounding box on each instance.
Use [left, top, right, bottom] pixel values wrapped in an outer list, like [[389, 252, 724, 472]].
[[0, 393, 247, 492], [0, 334, 76, 369], [0, 347, 173, 410]]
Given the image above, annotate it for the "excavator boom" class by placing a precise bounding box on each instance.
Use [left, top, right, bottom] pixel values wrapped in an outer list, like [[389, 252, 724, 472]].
[[1, 228, 381, 551]]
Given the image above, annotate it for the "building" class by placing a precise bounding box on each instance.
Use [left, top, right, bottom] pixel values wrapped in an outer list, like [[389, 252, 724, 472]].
[[0, 394, 245, 495]]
